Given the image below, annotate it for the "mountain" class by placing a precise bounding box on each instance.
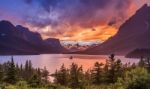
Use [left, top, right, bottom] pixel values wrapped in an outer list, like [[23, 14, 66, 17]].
[[42, 38, 67, 53], [79, 4, 150, 55], [16, 25, 43, 45], [0, 20, 66, 55]]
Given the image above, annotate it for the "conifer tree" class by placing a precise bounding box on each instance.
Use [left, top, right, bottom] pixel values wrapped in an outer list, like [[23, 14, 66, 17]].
[[106, 54, 123, 83], [5, 56, 17, 84], [107, 54, 116, 83], [24, 60, 33, 81], [0, 64, 3, 82], [91, 62, 104, 84], [69, 63, 84, 89], [28, 74, 42, 88], [59, 64, 68, 86], [138, 57, 145, 67], [42, 67, 49, 84]]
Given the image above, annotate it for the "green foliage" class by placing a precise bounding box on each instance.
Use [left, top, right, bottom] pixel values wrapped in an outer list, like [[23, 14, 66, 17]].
[[16, 81, 28, 89], [1, 55, 150, 89], [138, 57, 145, 67], [53, 64, 68, 86], [104, 54, 124, 83], [4, 57, 17, 84], [28, 74, 43, 88], [0, 64, 4, 83], [41, 67, 49, 84], [126, 76, 150, 89], [91, 62, 104, 84], [69, 63, 84, 89], [116, 67, 150, 89], [5, 85, 16, 89]]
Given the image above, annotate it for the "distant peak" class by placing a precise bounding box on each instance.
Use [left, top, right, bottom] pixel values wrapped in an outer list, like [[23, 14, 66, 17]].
[[143, 3, 148, 7], [140, 3, 150, 10], [0, 20, 15, 27], [135, 3, 150, 15], [0, 20, 12, 24], [142, 3, 148, 8]]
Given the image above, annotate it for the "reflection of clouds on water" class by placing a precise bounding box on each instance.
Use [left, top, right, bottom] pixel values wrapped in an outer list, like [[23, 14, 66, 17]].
[[0, 54, 139, 74]]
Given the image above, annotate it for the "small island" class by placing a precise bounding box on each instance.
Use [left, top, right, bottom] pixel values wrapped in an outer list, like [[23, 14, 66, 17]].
[[126, 49, 150, 58]]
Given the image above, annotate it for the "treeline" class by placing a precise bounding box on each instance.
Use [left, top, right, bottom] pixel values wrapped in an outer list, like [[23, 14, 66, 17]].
[[52, 54, 150, 89], [0, 57, 50, 88], [0, 55, 150, 89]]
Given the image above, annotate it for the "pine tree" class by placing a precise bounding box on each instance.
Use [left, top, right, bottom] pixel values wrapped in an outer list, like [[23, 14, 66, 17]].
[[53, 64, 69, 86], [138, 57, 145, 67], [28, 74, 42, 88], [24, 60, 29, 80], [106, 54, 123, 83], [0, 64, 3, 82], [107, 54, 116, 83], [24, 60, 33, 81], [59, 64, 68, 86], [84, 70, 91, 85], [42, 67, 49, 84], [114, 59, 123, 82], [145, 58, 150, 72], [4, 56, 17, 84], [91, 62, 104, 84], [69, 63, 84, 89], [28, 60, 33, 78]]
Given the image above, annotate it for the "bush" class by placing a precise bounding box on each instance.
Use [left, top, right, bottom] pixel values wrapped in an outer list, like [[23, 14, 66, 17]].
[[116, 67, 150, 89], [126, 75, 150, 89], [16, 81, 28, 89], [5, 85, 16, 89]]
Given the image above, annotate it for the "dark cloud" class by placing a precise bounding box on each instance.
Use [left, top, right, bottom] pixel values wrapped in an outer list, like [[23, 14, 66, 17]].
[[0, 0, 147, 40], [23, 0, 133, 29], [108, 18, 117, 26]]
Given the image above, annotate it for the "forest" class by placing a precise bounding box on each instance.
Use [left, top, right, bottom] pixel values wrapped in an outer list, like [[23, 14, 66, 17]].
[[0, 54, 150, 89]]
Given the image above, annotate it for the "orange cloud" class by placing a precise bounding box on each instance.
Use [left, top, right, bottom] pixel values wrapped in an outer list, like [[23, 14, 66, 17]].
[[40, 24, 117, 41], [24, 0, 147, 42]]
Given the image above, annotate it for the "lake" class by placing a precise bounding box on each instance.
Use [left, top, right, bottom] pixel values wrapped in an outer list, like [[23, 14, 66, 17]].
[[0, 54, 140, 73]]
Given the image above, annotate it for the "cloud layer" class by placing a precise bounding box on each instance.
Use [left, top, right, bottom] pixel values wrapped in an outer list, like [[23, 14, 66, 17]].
[[0, 0, 148, 41]]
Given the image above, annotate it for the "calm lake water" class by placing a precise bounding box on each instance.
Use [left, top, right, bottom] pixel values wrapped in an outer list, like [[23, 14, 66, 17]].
[[0, 54, 140, 73]]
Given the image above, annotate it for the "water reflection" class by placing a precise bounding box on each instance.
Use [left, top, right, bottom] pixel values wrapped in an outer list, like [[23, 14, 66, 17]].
[[0, 54, 139, 73]]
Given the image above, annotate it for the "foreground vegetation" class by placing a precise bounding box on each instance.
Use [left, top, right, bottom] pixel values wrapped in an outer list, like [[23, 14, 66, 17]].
[[0, 54, 150, 89]]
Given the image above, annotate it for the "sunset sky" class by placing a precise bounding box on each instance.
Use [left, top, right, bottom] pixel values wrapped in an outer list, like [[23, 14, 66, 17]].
[[0, 0, 149, 42]]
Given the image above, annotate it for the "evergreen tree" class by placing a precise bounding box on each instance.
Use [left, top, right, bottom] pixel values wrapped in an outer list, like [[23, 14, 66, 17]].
[[53, 64, 69, 86], [107, 54, 116, 83], [53, 69, 59, 84], [59, 64, 68, 86], [42, 67, 49, 84], [84, 70, 91, 85], [138, 57, 145, 67], [91, 62, 104, 84], [28, 74, 42, 88], [145, 58, 150, 72], [69, 63, 84, 89], [4, 56, 17, 84], [28, 60, 33, 78], [106, 54, 123, 83], [19, 64, 24, 80], [0, 64, 3, 82], [114, 59, 123, 82], [24, 60, 33, 81], [24, 60, 29, 81]]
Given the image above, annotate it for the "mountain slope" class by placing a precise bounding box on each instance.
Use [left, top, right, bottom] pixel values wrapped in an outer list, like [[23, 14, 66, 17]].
[[0, 20, 66, 55], [80, 4, 150, 55]]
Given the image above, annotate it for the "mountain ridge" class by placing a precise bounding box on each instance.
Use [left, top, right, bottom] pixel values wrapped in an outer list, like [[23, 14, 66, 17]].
[[78, 4, 150, 55], [0, 20, 67, 55]]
